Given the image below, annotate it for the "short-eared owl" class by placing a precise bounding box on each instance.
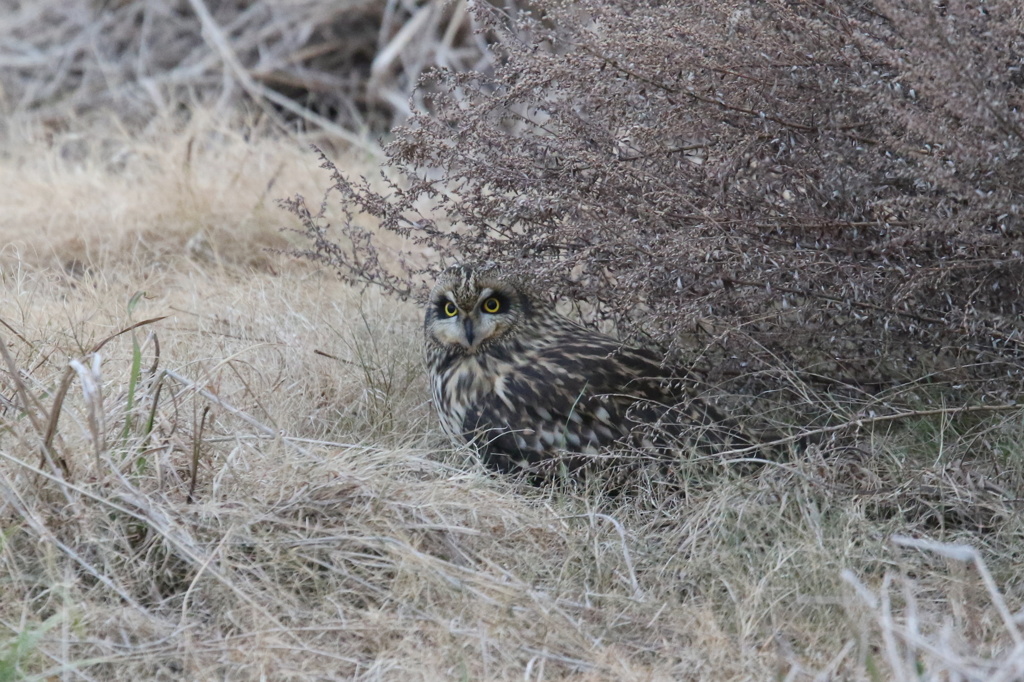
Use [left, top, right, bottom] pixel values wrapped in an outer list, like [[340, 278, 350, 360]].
[[423, 262, 750, 477]]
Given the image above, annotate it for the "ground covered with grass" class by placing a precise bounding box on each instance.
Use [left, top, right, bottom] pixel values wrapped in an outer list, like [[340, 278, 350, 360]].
[[2, 118, 1024, 680]]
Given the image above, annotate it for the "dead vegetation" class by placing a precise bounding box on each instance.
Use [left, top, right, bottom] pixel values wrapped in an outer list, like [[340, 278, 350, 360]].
[[296, 0, 1024, 411], [0, 0, 490, 142], [0, 110, 1020, 680], [2, 0, 1024, 679]]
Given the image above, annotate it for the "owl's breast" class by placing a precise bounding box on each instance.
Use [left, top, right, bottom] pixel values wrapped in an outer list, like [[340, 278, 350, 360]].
[[431, 352, 512, 440]]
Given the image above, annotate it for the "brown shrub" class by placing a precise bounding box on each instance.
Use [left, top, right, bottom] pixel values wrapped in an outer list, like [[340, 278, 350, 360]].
[[291, 0, 1024, 411]]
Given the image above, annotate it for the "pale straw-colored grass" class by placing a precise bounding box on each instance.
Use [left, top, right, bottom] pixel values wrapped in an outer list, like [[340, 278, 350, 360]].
[[1, 116, 1023, 680]]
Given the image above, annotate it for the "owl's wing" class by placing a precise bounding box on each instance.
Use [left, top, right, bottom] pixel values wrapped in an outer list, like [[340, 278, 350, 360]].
[[462, 339, 746, 474]]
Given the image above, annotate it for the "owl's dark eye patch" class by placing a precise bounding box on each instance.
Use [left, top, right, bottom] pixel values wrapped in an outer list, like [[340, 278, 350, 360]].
[[438, 300, 459, 318], [479, 293, 509, 314], [481, 297, 501, 314]]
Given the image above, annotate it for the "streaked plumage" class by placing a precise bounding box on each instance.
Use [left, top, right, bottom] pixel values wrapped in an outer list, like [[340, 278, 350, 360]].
[[423, 262, 750, 477]]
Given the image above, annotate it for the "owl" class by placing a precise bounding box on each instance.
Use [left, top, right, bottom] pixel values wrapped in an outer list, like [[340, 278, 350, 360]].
[[423, 262, 751, 478]]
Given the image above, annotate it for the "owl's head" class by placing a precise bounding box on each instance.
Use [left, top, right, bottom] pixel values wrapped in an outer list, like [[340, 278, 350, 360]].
[[424, 262, 533, 354]]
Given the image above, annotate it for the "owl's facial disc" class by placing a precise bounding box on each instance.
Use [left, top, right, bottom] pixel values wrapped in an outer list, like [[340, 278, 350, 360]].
[[430, 286, 514, 352]]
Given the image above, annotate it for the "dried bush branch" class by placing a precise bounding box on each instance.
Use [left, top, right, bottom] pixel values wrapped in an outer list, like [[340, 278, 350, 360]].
[[291, 0, 1024, 407]]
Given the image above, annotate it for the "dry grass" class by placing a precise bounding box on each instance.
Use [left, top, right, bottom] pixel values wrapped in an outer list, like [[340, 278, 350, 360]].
[[2, 117, 1024, 681], [0, 0, 491, 140]]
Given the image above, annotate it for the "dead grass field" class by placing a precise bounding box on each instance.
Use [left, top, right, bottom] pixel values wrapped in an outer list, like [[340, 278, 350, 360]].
[[2, 115, 1024, 681]]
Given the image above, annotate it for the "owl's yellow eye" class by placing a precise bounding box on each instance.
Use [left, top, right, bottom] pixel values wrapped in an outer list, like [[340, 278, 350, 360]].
[[481, 297, 501, 314], [443, 301, 459, 317]]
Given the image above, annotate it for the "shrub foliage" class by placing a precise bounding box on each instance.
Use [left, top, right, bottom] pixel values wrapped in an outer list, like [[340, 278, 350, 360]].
[[294, 0, 1024, 403]]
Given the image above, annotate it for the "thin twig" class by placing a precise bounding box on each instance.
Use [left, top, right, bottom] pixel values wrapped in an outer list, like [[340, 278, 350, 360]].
[[714, 402, 1023, 457]]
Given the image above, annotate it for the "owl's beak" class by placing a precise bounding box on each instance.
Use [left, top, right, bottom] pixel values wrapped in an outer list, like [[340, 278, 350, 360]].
[[462, 318, 475, 347]]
